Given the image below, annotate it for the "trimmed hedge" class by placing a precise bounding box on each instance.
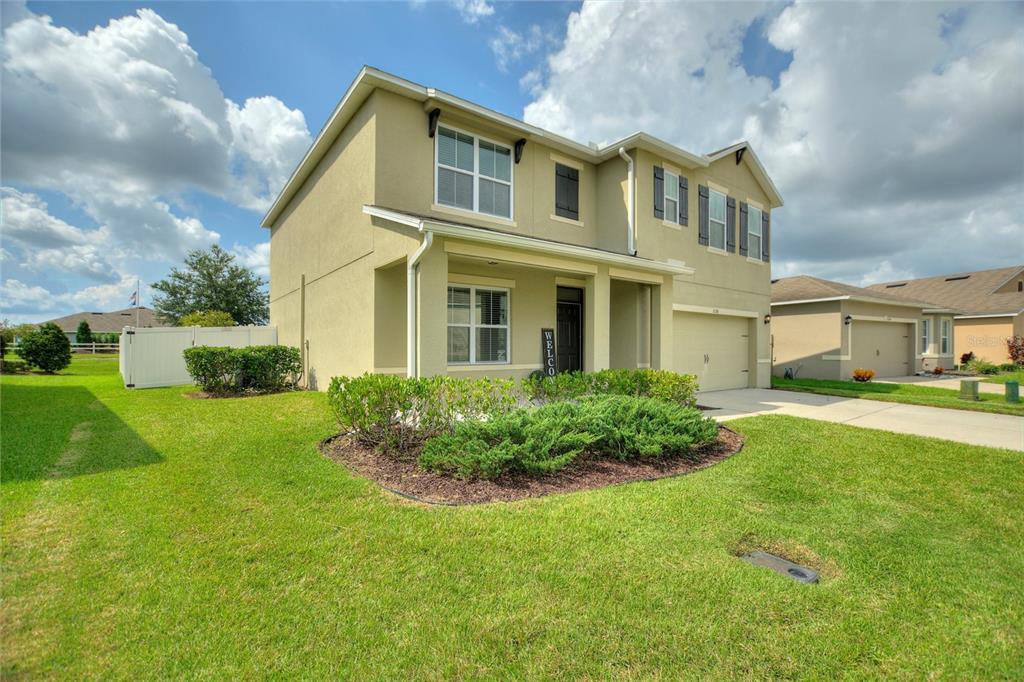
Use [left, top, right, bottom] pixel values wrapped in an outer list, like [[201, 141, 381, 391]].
[[183, 345, 301, 395], [419, 395, 718, 480], [522, 368, 698, 406]]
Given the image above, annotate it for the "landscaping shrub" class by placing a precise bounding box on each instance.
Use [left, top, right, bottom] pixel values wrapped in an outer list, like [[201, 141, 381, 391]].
[[522, 368, 698, 406], [183, 345, 301, 395], [327, 374, 518, 451], [419, 395, 718, 480], [932, 366, 944, 375], [180, 310, 235, 327], [960, 351, 975, 365], [76, 321, 94, 344], [0, 358, 28, 374], [852, 368, 875, 382], [16, 323, 72, 373], [998, 363, 1018, 373], [1007, 336, 1024, 367], [966, 358, 999, 375]]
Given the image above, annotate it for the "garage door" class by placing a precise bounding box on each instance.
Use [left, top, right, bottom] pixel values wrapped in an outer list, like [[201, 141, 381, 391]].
[[673, 313, 750, 391], [851, 321, 911, 378]]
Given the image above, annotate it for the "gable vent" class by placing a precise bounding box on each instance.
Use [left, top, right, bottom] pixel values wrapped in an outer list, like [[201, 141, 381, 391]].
[[885, 283, 906, 288], [945, 275, 970, 282]]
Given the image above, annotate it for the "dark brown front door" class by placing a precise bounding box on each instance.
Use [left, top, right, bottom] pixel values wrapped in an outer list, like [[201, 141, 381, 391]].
[[556, 287, 582, 373]]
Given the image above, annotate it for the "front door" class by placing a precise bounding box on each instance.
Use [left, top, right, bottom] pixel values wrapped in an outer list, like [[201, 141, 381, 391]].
[[556, 287, 583, 373]]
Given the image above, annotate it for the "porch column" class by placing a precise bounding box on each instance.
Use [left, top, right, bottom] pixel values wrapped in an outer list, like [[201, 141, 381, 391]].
[[416, 243, 448, 377], [585, 265, 611, 371], [650, 275, 673, 370]]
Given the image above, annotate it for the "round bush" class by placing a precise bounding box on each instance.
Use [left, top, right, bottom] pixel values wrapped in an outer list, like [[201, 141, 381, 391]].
[[16, 323, 72, 373]]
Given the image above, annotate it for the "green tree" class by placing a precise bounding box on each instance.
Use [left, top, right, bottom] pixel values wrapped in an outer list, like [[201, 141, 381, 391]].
[[17, 323, 72, 373], [151, 245, 268, 325], [179, 310, 235, 327], [76, 320, 94, 344]]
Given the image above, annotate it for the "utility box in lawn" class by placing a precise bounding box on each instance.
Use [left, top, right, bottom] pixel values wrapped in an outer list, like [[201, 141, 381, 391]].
[[1006, 380, 1020, 404], [959, 379, 980, 401]]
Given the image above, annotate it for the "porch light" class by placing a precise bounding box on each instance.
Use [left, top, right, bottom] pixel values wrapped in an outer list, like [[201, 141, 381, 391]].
[[844, 315, 853, 326], [763, 314, 771, 325]]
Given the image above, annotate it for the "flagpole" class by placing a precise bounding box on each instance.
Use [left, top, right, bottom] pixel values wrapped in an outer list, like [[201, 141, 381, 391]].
[[135, 279, 140, 328]]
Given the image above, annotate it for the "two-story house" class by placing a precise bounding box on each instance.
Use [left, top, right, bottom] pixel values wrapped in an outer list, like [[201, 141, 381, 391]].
[[261, 67, 783, 391]]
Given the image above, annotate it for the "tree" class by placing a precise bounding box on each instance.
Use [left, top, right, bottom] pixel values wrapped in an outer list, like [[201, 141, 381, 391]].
[[76, 320, 94, 344], [0, 319, 12, 357], [17, 323, 72, 373], [151, 245, 268, 325], [179, 310, 235, 327]]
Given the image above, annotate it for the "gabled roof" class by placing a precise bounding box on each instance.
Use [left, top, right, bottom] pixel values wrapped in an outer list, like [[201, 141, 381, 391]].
[[771, 275, 945, 310], [866, 265, 1024, 317], [42, 307, 166, 333], [261, 67, 783, 228]]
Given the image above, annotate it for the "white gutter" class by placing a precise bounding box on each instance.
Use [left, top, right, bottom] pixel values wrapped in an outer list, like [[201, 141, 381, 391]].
[[406, 229, 434, 378], [954, 312, 1020, 320], [618, 147, 636, 256]]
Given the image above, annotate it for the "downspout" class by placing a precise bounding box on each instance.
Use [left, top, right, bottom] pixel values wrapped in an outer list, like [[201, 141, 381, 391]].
[[406, 229, 434, 378], [618, 147, 636, 255]]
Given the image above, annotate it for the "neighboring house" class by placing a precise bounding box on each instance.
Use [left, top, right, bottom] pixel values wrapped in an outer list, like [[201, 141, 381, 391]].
[[770, 276, 957, 379], [866, 266, 1024, 365], [42, 307, 165, 343], [262, 67, 783, 391]]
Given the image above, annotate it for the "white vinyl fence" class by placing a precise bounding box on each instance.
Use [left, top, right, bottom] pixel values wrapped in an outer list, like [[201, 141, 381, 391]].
[[119, 326, 277, 389]]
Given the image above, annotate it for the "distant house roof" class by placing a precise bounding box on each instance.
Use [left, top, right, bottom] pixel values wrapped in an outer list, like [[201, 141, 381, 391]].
[[866, 265, 1024, 317], [42, 307, 167, 333], [771, 275, 946, 309]]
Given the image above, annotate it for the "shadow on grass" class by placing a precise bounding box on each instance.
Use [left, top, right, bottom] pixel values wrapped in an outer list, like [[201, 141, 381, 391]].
[[1, 383, 162, 482]]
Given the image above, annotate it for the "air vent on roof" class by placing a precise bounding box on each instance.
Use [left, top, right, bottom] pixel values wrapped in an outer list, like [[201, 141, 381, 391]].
[[945, 275, 970, 282], [885, 283, 906, 288]]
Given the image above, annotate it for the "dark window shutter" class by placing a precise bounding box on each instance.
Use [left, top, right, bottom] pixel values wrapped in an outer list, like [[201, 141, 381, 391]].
[[679, 176, 688, 226], [762, 211, 770, 261], [555, 163, 579, 220], [697, 185, 709, 246], [653, 166, 664, 219], [738, 202, 749, 256], [726, 196, 736, 252]]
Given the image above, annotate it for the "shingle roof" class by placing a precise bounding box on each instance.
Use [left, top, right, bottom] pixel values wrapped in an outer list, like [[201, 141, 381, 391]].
[[771, 275, 940, 308], [41, 307, 167, 333], [866, 266, 1024, 316]]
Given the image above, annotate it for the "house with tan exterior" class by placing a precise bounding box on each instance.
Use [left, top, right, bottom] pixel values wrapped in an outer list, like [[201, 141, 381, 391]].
[[867, 266, 1024, 365], [770, 276, 959, 379], [262, 67, 783, 391]]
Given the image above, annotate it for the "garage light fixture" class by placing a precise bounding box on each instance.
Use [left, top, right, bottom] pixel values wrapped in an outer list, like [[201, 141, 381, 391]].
[[844, 315, 853, 326], [763, 314, 771, 325]]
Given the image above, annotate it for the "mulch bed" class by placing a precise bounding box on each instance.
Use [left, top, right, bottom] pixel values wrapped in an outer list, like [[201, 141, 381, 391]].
[[320, 426, 745, 506]]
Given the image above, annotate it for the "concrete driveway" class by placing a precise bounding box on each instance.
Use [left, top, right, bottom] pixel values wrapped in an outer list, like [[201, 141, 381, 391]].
[[697, 388, 1024, 451]]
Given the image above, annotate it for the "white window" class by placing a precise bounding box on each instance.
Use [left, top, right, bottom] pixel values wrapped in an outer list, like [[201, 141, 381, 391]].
[[940, 319, 950, 355], [447, 285, 509, 364], [664, 170, 679, 224], [709, 189, 727, 250], [436, 126, 512, 219], [921, 319, 931, 354], [748, 205, 763, 259]]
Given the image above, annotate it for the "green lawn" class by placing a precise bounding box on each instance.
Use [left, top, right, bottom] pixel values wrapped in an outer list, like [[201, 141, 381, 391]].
[[3, 358, 1022, 678], [984, 370, 1024, 385], [773, 376, 1024, 415]]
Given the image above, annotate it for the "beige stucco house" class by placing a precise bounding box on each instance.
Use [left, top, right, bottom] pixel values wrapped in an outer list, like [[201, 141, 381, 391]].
[[770, 276, 958, 379], [867, 266, 1024, 365], [262, 67, 783, 391]]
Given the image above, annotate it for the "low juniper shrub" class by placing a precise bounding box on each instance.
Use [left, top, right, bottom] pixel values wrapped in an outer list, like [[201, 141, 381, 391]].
[[521, 368, 698, 406]]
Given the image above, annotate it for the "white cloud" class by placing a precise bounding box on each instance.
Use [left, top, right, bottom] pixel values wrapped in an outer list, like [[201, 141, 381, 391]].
[[520, 1, 1024, 283], [231, 242, 270, 278], [490, 24, 557, 73], [450, 0, 494, 24]]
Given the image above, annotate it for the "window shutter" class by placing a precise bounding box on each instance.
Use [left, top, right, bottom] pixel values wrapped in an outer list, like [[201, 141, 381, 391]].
[[555, 164, 579, 220], [697, 184, 709, 246], [653, 166, 664, 219], [726, 196, 737, 252], [738, 202, 749, 256], [762, 211, 770, 261], [679, 176, 688, 226]]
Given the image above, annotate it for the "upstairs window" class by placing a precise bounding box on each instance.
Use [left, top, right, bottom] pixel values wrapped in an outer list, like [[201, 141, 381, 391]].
[[447, 285, 509, 364], [748, 205, 763, 260], [664, 170, 679, 225], [921, 319, 931, 354], [554, 163, 579, 220], [436, 127, 512, 219], [709, 189, 727, 250], [940, 319, 950, 355]]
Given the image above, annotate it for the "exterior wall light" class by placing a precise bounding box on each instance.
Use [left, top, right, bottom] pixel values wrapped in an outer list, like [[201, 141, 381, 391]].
[[844, 315, 853, 326], [763, 314, 771, 325]]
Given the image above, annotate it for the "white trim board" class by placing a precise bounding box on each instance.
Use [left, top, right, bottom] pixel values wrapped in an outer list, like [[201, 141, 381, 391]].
[[673, 303, 759, 318]]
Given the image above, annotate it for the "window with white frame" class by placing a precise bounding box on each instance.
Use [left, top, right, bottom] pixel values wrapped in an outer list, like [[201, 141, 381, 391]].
[[436, 126, 512, 219], [664, 170, 679, 224], [940, 319, 950, 355], [921, 319, 931, 354], [709, 189, 727, 250], [447, 285, 509, 364], [748, 205, 763, 259]]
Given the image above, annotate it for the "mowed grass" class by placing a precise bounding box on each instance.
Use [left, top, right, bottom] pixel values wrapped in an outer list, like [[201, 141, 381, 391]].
[[984, 370, 1024, 385], [774, 376, 1024, 416], [2, 358, 1023, 679]]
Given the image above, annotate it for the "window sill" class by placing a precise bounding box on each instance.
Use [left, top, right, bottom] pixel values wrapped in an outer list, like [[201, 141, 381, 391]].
[[662, 220, 682, 230], [447, 362, 512, 369], [707, 246, 729, 256], [432, 203, 517, 228], [746, 256, 766, 264], [550, 213, 585, 228]]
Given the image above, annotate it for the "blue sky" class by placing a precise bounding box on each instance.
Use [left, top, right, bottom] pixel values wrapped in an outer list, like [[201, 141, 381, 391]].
[[2, 1, 1022, 322]]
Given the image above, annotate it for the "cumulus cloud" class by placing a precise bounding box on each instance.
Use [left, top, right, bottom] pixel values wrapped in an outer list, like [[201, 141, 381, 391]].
[[522, 1, 1024, 283], [490, 24, 557, 73], [231, 241, 270, 279], [450, 0, 494, 24]]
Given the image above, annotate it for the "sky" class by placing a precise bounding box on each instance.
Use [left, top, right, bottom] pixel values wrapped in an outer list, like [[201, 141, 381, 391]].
[[1, 0, 1022, 323]]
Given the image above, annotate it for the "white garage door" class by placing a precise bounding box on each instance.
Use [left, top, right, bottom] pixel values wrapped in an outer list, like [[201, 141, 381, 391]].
[[673, 312, 750, 391], [851, 321, 911, 378]]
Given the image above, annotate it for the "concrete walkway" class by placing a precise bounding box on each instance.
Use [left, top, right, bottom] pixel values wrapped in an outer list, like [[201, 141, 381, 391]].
[[877, 375, 1007, 395], [697, 388, 1024, 451]]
